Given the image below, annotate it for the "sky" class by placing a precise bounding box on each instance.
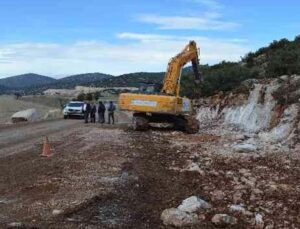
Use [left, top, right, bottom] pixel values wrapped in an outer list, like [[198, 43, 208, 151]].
[[0, 0, 299, 78]]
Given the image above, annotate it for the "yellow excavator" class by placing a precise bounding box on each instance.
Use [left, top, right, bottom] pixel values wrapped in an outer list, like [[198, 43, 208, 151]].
[[118, 40, 202, 133]]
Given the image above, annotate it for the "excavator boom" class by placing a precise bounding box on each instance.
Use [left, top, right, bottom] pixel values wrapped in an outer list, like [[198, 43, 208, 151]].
[[161, 40, 201, 95]]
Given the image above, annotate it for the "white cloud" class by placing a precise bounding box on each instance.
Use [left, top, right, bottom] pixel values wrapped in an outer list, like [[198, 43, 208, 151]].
[[0, 33, 250, 77], [138, 0, 239, 31], [185, 0, 222, 10], [138, 13, 239, 31], [117, 33, 174, 41]]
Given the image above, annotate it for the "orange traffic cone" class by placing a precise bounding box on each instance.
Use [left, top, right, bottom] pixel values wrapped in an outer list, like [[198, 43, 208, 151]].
[[41, 137, 52, 157]]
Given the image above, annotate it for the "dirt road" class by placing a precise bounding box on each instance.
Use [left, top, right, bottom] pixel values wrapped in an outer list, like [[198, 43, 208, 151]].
[[0, 119, 299, 228], [0, 120, 80, 158]]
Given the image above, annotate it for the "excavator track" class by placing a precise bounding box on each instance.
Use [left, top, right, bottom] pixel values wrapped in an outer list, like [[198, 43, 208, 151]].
[[184, 115, 199, 134], [132, 114, 149, 131]]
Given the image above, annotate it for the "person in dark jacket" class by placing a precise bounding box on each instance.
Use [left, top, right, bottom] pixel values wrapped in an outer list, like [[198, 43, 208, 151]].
[[98, 101, 106, 123], [84, 102, 91, 123], [90, 103, 96, 123], [108, 101, 116, 124]]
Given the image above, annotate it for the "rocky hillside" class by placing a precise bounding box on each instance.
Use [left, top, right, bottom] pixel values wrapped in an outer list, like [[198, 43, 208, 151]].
[[243, 36, 300, 77], [181, 35, 300, 98], [195, 75, 300, 150]]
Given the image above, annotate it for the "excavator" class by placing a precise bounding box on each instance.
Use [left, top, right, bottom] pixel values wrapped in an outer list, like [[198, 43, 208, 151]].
[[118, 40, 202, 133]]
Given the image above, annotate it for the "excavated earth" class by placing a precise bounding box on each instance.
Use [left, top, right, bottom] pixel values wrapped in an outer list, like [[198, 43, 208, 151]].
[[0, 118, 300, 228]]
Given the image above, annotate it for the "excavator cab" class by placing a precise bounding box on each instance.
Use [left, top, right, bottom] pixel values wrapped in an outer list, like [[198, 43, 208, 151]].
[[138, 83, 162, 94]]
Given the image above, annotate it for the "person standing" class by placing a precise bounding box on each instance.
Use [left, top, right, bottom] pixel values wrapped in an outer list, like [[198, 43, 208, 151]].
[[98, 101, 106, 123], [90, 103, 96, 123], [84, 102, 91, 123], [108, 101, 116, 124]]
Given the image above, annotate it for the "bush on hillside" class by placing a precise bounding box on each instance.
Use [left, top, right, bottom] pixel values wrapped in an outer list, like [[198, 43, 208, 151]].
[[243, 36, 300, 77], [181, 62, 256, 97]]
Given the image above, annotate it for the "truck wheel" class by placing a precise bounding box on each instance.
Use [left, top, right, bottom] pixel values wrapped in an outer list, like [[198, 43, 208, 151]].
[[64, 115, 68, 119], [132, 115, 149, 131], [184, 116, 199, 134]]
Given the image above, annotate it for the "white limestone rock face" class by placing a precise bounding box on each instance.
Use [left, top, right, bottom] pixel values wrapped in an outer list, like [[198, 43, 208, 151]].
[[224, 83, 278, 132], [161, 208, 199, 227], [11, 108, 39, 123], [259, 104, 299, 142], [177, 196, 212, 213], [196, 105, 221, 124]]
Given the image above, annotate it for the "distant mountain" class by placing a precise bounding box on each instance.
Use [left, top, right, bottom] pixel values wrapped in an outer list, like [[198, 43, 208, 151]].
[[98, 72, 165, 87], [0, 85, 8, 94], [53, 73, 113, 88], [0, 72, 114, 94], [0, 73, 56, 89]]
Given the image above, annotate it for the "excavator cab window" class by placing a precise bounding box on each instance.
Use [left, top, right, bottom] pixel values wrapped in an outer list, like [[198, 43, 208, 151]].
[[138, 83, 161, 94]]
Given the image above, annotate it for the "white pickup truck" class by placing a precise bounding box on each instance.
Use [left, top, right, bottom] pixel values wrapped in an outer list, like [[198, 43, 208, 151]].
[[63, 101, 84, 119]]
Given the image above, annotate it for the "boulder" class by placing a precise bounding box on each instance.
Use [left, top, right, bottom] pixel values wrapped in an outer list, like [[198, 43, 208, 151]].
[[233, 143, 257, 153], [7, 222, 23, 227], [184, 162, 204, 175], [232, 191, 243, 204], [211, 214, 237, 226], [255, 213, 264, 228], [161, 208, 199, 227], [11, 108, 39, 123], [52, 209, 63, 216], [178, 196, 212, 213], [44, 109, 63, 120], [229, 204, 245, 213], [241, 79, 259, 88], [231, 134, 247, 141], [210, 190, 225, 201]]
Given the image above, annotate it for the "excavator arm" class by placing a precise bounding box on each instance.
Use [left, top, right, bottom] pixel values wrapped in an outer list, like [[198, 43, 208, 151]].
[[161, 40, 201, 96]]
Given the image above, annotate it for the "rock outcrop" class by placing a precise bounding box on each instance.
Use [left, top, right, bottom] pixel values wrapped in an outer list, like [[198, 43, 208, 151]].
[[195, 75, 300, 149]]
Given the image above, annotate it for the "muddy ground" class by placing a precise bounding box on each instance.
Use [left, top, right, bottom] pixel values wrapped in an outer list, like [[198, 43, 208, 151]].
[[0, 118, 300, 228]]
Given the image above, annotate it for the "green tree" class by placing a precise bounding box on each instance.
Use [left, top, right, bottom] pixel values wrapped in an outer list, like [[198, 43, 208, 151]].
[[77, 93, 85, 101], [94, 91, 101, 101], [85, 93, 93, 101]]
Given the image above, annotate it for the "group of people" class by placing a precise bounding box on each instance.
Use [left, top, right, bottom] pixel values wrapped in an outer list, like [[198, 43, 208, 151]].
[[83, 101, 116, 124]]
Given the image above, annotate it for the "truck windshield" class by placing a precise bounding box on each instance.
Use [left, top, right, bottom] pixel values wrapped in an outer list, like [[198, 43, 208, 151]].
[[68, 103, 83, 107]]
